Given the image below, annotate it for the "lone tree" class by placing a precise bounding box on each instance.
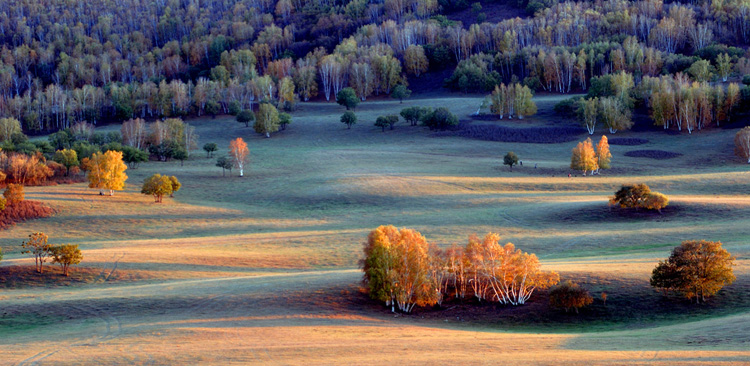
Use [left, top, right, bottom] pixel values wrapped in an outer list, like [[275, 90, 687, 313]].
[[203, 143, 218, 158], [279, 112, 291, 131], [734, 127, 750, 163], [610, 184, 669, 212], [51, 244, 83, 276], [255, 103, 280, 138], [336, 87, 360, 110], [216, 156, 233, 176], [21, 232, 52, 274], [503, 152, 519, 171], [340, 111, 357, 129], [391, 84, 412, 103], [121, 146, 149, 169], [84, 150, 128, 196], [229, 137, 249, 177], [549, 280, 594, 313], [570, 137, 598, 175], [651, 240, 735, 303], [236, 109, 255, 127], [141, 173, 174, 203]]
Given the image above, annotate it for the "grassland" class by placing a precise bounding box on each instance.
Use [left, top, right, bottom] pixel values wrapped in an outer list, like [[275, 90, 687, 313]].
[[1, 94, 749, 365]]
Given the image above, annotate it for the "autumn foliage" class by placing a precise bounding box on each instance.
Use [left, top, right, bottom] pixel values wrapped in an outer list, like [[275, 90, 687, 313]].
[[651, 240, 735, 303], [549, 281, 594, 313], [610, 184, 669, 212], [84, 150, 128, 196], [362, 226, 559, 313]]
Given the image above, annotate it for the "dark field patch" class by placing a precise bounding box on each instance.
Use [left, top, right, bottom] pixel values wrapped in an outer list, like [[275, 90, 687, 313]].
[[607, 137, 649, 146], [436, 123, 585, 144], [624, 150, 683, 159], [548, 202, 732, 226]]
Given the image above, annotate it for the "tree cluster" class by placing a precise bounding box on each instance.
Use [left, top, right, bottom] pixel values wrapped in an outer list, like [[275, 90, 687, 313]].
[[362, 226, 559, 313], [21, 232, 82, 276], [570, 136, 611, 176], [609, 183, 669, 212]]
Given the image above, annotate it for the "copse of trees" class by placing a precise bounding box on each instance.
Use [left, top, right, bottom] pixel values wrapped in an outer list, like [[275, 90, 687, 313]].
[[489, 83, 537, 119], [141, 174, 179, 203], [375, 115, 399, 132], [651, 240, 735, 303], [400, 107, 431, 126], [570, 136, 611, 175], [610, 184, 669, 213], [362, 226, 559, 313], [20, 232, 82, 276], [422, 107, 459, 130]]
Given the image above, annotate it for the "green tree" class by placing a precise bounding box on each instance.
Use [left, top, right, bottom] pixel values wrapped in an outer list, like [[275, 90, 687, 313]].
[[141, 173, 174, 203], [216, 156, 233, 177], [340, 111, 357, 129], [375, 116, 389, 132], [203, 142, 218, 158], [279, 112, 291, 131], [549, 281, 594, 313], [651, 240, 735, 303], [391, 84, 412, 103], [121, 146, 149, 169], [336, 87, 360, 110], [400, 106, 430, 126], [687, 59, 714, 82], [53, 149, 79, 175], [255, 103, 280, 138], [237, 109, 255, 127], [51, 244, 83, 276], [21, 232, 52, 274], [422, 107, 459, 130], [504, 152, 519, 171]]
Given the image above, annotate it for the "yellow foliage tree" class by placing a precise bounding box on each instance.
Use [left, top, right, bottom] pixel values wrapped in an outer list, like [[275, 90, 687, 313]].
[[229, 137, 249, 177], [734, 126, 750, 163], [595, 135, 612, 174], [85, 150, 128, 196], [571, 137, 598, 175]]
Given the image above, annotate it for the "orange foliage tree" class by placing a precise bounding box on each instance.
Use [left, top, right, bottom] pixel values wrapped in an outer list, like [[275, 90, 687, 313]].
[[229, 137, 249, 177]]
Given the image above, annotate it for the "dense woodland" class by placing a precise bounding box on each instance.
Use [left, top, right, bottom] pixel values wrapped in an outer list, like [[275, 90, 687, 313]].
[[1, 0, 750, 136]]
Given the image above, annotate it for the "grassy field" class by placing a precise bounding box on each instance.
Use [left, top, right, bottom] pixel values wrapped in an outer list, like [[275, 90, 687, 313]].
[[1, 94, 750, 364]]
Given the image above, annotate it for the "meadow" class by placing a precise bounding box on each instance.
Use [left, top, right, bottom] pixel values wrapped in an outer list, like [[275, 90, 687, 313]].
[[1, 94, 750, 365]]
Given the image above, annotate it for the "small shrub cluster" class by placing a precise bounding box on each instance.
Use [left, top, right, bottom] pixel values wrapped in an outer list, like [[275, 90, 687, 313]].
[[0, 201, 55, 230]]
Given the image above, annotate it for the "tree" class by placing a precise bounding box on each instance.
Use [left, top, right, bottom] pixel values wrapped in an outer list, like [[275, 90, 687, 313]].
[[599, 97, 632, 133], [362, 225, 440, 313], [121, 146, 149, 169], [610, 184, 669, 212], [595, 136, 611, 174], [21, 232, 52, 274], [173, 147, 188, 166], [237, 109, 255, 127], [229, 138, 249, 177], [391, 84, 412, 103], [169, 176, 181, 197], [423, 107, 459, 130], [336, 87, 360, 110], [0, 117, 22, 142], [579, 97, 599, 135], [203, 143, 218, 158], [141, 173, 173, 203], [84, 150, 128, 196], [570, 138, 598, 175], [51, 244, 83, 276], [216, 156, 233, 176], [279, 113, 292, 131], [734, 127, 750, 163], [515, 84, 537, 119], [504, 152, 519, 171], [53, 149, 79, 175], [716, 53, 732, 82], [4, 183, 25, 204], [651, 240, 735, 303], [404, 45, 429, 77], [341, 111, 357, 129], [400, 106, 430, 126], [375, 116, 390, 132], [255, 103, 280, 138], [549, 281, 594, 313]]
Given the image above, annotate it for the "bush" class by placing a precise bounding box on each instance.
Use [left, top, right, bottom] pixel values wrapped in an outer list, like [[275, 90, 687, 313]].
[[0, 200, 55, 230], [4, 183, 24, 204], [549, 281, 594, 313], [423, 107, 459, 130], [609, 184, 669, 212]]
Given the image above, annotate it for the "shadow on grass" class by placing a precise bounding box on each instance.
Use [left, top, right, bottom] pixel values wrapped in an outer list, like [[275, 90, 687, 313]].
[[548, 202, 733, 225]]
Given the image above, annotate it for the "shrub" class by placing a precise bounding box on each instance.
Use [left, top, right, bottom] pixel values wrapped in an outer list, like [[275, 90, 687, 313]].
[[0, 200, 55, 230], [549, 281, 594, 313], [609, 184, 669, 212], [4, 183, 24, 204]]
